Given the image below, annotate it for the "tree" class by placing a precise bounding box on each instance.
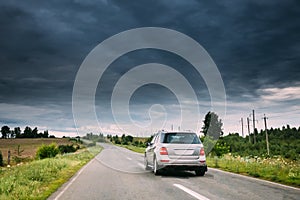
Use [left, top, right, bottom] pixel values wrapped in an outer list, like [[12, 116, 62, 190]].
[[14, 127, 21, 138], [113, 135, 120, 144], [201, 112, 223, 139], [121, 134, 128, 145], [1, 126, 10, 139], [43, 130, 49, 138], [24, 126, 33, 138], [125, 135, 133, 143], [32, 127, 38, 138]]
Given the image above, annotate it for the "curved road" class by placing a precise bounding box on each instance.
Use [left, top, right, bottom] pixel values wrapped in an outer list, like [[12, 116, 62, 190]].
[[49, 143, 300, 200]]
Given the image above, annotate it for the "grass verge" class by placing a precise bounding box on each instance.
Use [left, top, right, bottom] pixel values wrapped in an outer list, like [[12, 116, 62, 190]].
[[0, 146, 102, 200], [206, 155, 300, 188], [116, 144, 145, 154]]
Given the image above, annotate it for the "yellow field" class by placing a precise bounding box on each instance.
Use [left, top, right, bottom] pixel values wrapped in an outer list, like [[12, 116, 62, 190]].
[[0, 138, 72, 165]]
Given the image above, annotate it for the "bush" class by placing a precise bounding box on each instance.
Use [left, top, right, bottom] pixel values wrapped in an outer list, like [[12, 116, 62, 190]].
[[121, 140, 129, 145], [133, 140, 139, 146], [213, 141, 230, 157], [36, 144, 59, 159], [13, 156, 31, 164], [139, 142, 146, 148], [58, 144, 77, 154], [284, 149, 297, 160], [87, 141, 96, 147], [0, 151, 3, 166], [69, 138, 83, 144]]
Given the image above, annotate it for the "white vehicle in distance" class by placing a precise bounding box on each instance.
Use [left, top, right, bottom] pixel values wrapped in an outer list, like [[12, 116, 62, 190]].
[[144, 131, 207, 176]]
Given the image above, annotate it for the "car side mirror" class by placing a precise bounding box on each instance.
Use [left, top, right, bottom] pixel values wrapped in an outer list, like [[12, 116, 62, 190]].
[[147, 142, 152, 147]]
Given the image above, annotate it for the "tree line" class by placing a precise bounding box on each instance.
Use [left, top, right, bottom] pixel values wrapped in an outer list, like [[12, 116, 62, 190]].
[[218, 125, 300, 160], [83, 132, 107, 143], [84, 111, 300, 160], [83, 132, 151, 148], [200, 112, 300, 160], [0, 125, 53, 138]]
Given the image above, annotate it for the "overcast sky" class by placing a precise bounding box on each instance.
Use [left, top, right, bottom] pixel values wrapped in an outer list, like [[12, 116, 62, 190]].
[[1, 0, 300, 137]]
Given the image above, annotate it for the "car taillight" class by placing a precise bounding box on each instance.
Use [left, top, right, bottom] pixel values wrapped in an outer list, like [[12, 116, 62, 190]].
[[200, 147, 205, 156], [160, 147, 168, 155]]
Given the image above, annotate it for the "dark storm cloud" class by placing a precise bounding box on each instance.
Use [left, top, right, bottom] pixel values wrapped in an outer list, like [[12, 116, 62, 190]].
[[108, 0, 300, 100], [220, 1, 300, 95], [1, 0, 299, 101], [0, 0, 299, 134]]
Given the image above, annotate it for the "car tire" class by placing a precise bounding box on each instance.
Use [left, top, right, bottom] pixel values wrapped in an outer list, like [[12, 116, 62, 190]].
[[144, 155, 151, 170], [153, 157, 161, 175], [195, 168, 205, 176]]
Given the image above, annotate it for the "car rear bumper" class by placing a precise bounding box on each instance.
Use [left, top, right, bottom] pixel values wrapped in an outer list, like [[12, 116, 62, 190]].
[[160, 164, 208, 171], [157, 159, 207, 171]]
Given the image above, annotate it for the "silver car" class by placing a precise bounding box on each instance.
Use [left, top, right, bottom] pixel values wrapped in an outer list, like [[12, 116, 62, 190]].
[[144, 131, 207, 176]]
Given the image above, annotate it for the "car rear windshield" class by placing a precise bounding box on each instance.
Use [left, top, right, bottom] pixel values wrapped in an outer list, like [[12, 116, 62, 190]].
[[161, 132, 201, 144]]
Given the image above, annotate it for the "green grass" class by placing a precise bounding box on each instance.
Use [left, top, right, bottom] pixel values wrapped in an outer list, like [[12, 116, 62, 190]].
[[116, 144, 145, 154], [0, 146, 102, 200], [207, 155, 300, 187]]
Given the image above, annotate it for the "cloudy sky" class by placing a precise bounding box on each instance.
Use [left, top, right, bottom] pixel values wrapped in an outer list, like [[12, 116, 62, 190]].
[[1, 0, 299, 137]]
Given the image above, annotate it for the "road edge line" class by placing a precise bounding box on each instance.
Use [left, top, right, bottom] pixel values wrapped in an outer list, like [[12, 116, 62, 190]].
[[209, 168, 300, 191]]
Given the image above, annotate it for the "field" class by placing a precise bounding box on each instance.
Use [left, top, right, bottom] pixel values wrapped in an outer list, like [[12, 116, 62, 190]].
[[0, 138, 74, 165]]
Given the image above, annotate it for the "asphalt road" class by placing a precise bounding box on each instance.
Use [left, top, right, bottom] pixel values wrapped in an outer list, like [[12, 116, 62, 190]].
[[49, 143, 300, 200]]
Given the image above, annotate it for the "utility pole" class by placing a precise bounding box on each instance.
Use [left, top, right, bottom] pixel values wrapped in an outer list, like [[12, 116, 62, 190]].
[[252, 110, 256, 144], [263, 114, 270, 156], [247, 117, 251, 143], [241, 118, 244, 137]]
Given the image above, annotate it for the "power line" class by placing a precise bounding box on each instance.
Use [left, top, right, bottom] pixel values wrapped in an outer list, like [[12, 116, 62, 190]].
[[266, 112, 300, 119]]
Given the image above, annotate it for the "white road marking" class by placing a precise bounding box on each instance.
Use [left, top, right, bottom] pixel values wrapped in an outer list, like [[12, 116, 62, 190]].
[[209, 168, 300, 191], [53, 158, 95, 200], [173, 184, 210, 200], [126, 157, 132, 160]]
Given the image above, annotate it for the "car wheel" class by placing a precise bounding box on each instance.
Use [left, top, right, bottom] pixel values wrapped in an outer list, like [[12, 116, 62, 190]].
[[153, 157, 161, 175], [195, 168, 205, 176], [144, 155, 151, 170]]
